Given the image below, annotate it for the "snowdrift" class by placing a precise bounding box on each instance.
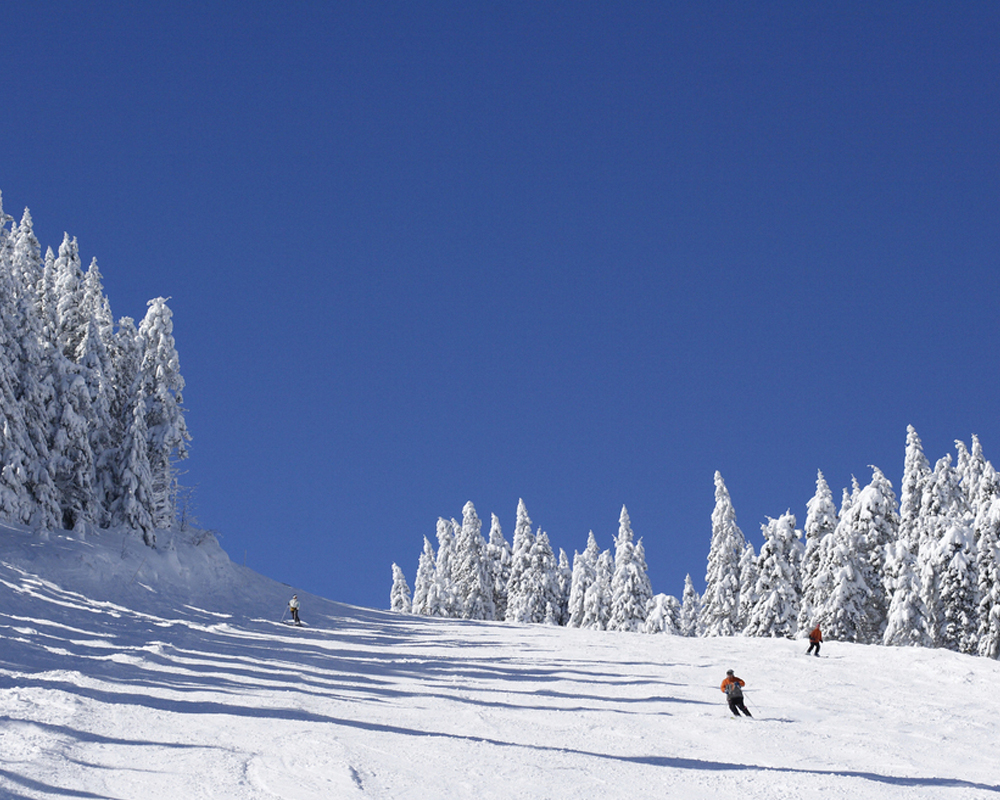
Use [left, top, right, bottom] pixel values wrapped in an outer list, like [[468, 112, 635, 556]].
[[1, 525, 998, 799]]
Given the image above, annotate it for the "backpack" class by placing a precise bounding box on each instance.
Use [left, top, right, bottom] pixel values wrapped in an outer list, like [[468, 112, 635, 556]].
[[726, 678, 743, 699]]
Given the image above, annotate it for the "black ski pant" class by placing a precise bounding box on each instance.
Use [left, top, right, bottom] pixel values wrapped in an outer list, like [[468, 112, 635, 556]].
[[728, 697, 751, 717], [807, 641, 820, 656]]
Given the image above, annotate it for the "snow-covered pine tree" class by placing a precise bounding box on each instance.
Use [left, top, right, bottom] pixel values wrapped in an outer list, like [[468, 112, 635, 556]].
[[38, 246, 59, 346], [736, 540, 758, 633], [79, 317, 116, 527], [975, 463, 1000, 659], [0, 252, 34, 522], [701, 472, 745, 636], [428, 518, 458, 617], [139, 297, 190, 531], [410, 536, 436, 616], [521, 529, 559, 625], [53, 234, 88, 362], [555, 548, 572, 626], [917, 455, 972, 649], [810, 483, 873, 643], [851, 466, 900, 642], [644, 594, 680, 634], [111, 387, 155, 542], [882, 542, 930, 648], [929, 444, 980, 654], [390, 563, 412, 613], [8, 210, 60, 530], [744, 512, 802, 638], [581, 549, 614, 630], [955, 436, 987, 516], [485, 514, 512, 620], [937, 512, 978, 654], [679, 574, 701, 637], [608, 506, 653, 632], [453, 502, 495, 620], [538, 532, 563, 624], [884, 426, 932, 644], [505, 499, 538, 623], [797, 470, 838, 633], [50, 372, 98, 532], [567, 531, 601, 628]]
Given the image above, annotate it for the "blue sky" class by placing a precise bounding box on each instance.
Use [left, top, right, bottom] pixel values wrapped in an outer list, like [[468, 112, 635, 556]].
[[3, 2, 997, 611]]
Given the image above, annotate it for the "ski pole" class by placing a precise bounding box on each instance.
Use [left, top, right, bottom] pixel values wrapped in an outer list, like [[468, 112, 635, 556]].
[[280, 606, 288, 624]]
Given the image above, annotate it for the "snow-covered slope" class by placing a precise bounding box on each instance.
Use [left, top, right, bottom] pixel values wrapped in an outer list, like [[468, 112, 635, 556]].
[[1, 526, 998, 799]]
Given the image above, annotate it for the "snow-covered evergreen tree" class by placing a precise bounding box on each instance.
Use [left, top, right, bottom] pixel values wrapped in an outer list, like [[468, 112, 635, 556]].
[[410, 537, 436, 616], [485, 514, 512, 620], [428, 518, 458, 617], [390, 563, 412, 613], [53, 234, 88, 361], [112, 388, 155, 542], [744, 512, 802, 638], [139, 297, 190, 530], [956, 436, 987, 515], [851, 466, 900, 641], [608, 506, 652, 632], [581, 549, 614, 630], [701, 472, 745, 636], [555, 548, 572, 626], [50, 373, 97, 531], [567, 531, 601, 628], [453, 502, 495, 620], [0, 272, 34, 523], [884, 426, 932, 646], [937, 513, 978, 654], [798, 470, 837, 633], [505, 499, 538, 623], [811, 483, 871, 643], [975, 464, 1000, 659], [679, 574, 701, 637], [644, 594, 680, 634], [523, 529, 560, 625], [917, 455, 971, 648], [736, 540, 758, 633]]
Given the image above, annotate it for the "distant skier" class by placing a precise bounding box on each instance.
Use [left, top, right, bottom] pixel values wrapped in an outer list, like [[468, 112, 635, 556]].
[[807, 624, 822, 657], [289, 595, 302, 626], [721, 669, 751, 717]]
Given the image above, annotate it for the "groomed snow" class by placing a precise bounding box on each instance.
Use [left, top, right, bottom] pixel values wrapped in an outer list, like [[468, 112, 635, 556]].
[[1, 524, 998, 799]]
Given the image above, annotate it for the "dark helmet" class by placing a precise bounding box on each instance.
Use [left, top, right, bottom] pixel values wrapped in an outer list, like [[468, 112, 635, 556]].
[[726, 669, 734, 675]]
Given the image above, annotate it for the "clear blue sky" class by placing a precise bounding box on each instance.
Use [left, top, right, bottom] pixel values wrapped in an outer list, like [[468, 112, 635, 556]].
[[3, 2, 997, 611]]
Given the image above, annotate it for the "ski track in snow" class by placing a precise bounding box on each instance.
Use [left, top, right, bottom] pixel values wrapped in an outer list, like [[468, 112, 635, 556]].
[[0, 525, 999, 799]]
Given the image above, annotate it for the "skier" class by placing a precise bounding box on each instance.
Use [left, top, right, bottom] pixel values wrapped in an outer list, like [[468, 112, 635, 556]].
[[807, 624, 822, 657], [721, 669, 752, 717], [289, 594, 302, 626]]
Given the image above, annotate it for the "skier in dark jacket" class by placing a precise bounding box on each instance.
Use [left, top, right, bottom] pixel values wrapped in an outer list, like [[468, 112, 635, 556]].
[[721, 669, 752, 717], [807, 625, 822, 656]]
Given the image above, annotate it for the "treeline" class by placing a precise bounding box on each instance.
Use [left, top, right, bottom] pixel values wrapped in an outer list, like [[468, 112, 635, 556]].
[[391, 499, 660, 633], [0, 194, 189, 545], [391, 426, 1000, 660]]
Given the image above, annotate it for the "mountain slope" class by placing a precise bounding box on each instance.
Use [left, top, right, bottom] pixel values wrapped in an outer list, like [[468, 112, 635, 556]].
[[1, 525, 998, 799]]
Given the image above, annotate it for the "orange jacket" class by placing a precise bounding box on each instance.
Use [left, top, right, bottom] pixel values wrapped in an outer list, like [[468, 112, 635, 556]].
[[721, 675, 745, 694], [809, 626, 822, 643]]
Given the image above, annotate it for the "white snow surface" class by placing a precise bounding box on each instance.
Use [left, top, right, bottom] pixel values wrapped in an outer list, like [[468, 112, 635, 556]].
[[1, 524, 998, 799]]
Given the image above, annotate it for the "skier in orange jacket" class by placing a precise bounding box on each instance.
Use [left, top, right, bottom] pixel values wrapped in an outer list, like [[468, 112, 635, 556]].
[[721, 670, 751, 717], [807, 625, 822, 657]]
